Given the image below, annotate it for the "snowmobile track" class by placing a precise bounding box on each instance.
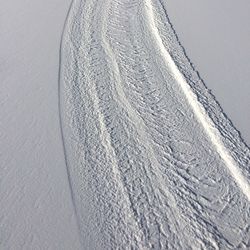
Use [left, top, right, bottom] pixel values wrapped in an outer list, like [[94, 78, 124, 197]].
[[60, 0, 250, 249]]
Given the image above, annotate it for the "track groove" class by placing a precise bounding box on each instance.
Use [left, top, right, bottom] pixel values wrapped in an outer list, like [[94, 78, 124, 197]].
[[60, 0, 250, 248], [143, 0, 250, 202]]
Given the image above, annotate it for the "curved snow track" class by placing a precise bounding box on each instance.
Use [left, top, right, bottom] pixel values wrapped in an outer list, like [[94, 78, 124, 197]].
[[60, 0, 250, 249]]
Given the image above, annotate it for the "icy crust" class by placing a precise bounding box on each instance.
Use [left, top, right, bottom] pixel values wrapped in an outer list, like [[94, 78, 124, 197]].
[[60, 0, 250, 249]]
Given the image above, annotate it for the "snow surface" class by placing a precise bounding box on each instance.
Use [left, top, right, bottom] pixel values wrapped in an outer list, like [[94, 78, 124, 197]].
[[166, 0, 250, 146], [0, 0, 81, 249], [60, 0, 250, 248], [1, 0, 250, 249]]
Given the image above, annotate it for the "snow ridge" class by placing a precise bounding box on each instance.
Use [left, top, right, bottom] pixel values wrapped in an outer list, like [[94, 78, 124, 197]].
[[60, 0, 250, 248], [144, 0, 250, 201]]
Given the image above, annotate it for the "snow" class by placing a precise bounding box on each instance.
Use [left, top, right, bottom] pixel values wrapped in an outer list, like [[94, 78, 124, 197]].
[[0, 0, 81, 249], [144, 0, 250, 201], [60, 0, 250, 248], [166, 0, 250, 146], [1, 0, 250, 249]]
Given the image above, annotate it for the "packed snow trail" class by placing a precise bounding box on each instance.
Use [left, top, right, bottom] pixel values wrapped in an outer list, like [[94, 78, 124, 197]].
[[60, 0, 250, 249], [144, 0, 250, 201]]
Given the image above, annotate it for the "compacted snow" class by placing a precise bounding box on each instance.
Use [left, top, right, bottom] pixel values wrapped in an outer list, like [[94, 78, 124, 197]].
[[166, 0, 250, 146], [60, 0, 250, 249], [1, 0, 250, 249]]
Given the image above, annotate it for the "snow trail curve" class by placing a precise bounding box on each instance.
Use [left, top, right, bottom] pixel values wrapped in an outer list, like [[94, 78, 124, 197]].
[[144, 0, 250, 201], [57, 0, 83, 245], [60, 0, 250, 248]]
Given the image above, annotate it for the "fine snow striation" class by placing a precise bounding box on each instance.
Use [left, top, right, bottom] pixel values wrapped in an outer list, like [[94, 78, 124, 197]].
[[60, 0, 250, 249]]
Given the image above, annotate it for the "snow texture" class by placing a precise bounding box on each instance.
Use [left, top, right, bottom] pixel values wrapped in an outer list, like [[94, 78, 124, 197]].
[[60, 0, 250, 249], [166, 0, 250, 146]]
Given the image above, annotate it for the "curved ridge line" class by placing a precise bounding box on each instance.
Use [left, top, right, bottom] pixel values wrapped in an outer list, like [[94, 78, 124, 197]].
[[144, 0, 250, 201], [158, 0, 250, 150], [64, 0, 142, 246], [80, 0, 144, 245], [100, 1, 204, 246], [58, 0, 83, 245], [102, 0, 177, 206]]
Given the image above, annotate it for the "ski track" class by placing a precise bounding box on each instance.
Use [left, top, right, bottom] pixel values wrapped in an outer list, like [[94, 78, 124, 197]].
[[60, 0, 250, 249]]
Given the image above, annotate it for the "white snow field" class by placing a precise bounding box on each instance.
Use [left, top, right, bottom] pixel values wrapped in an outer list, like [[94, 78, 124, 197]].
[[60, 0, 250, 249], [0, 0, 81, 249], [1, 0, 250, 249]]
